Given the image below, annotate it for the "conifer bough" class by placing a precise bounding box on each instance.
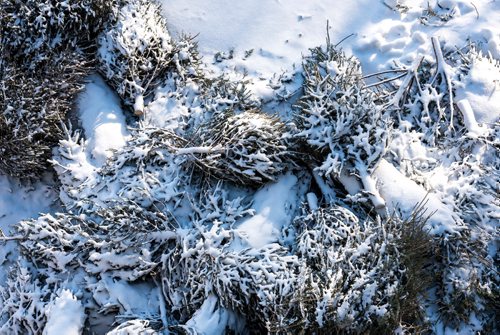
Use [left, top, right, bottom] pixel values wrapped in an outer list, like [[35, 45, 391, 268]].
[[179, 110, 292, 186], [0, 52, 89, 179], [97, 0, 174, 115]]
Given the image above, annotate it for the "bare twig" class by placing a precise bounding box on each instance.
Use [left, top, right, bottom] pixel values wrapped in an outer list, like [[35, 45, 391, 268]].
[[470, 2, 479, 19], [362, 72, 407, 89]]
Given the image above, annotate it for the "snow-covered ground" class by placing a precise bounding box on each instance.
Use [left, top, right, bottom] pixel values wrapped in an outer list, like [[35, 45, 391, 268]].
[[161, 0, 500, 81], [162, 0, 382, 75], [1, 0, 499, 334], [0, 175, 57, 285]]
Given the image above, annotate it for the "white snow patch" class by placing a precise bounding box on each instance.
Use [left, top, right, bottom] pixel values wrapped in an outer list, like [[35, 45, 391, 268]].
[[91, 275, 160, 316], [306, 192, 319, 211], [43, 290, 85, 335], [186, 295, 243, 335], [0, 175, 56, 234], [456, 99, 487, 137], [0, 174, 57, 285], [338, 167, 363, 196], [455, 56, 500, 125], [355, 0, 500, 73], [160, 0, 393, 77], [373, 159, 461, 235], [236, 173, 298, 248], [77, 74, 129, 166], [357, 164, 386, 209]]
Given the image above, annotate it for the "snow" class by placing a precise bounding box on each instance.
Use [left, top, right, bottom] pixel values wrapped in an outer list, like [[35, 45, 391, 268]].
[[144, 79, 200, 129], [52, 74, 130, 207], [0, 175, 56, 235], [357, 164, 386, 210], [338, 166, 363, 197], [354, 0, 500, 73], [175, 145, 223, 155], [43, 289, 85, 335], [185, 295, 243, 335], [161, 0, 500, 81], [160, 0, 391, 78], [306, 192, 319, 211], [455, 54, 500, 125], [373, 159, 461, 235], [91, 274, 160, 316], [77, 74, 129, 166], [236, 173, 298, 248], [105, 0, 172, 56], [456, 98, 486, 137], [0, 174, 57, 284], [133, 94, 145, 116]]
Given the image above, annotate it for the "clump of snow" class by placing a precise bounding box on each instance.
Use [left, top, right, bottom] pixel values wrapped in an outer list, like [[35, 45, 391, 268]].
[[306, 192, 319, 211], [185, 295, 244, 335], [373, 159, 461, 235], [236, 173, 298, 248], [456, 99, 486, 137], [43, 290, 85, 335], [455, 53, 500, 125], [77, 74, 129, 166]]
